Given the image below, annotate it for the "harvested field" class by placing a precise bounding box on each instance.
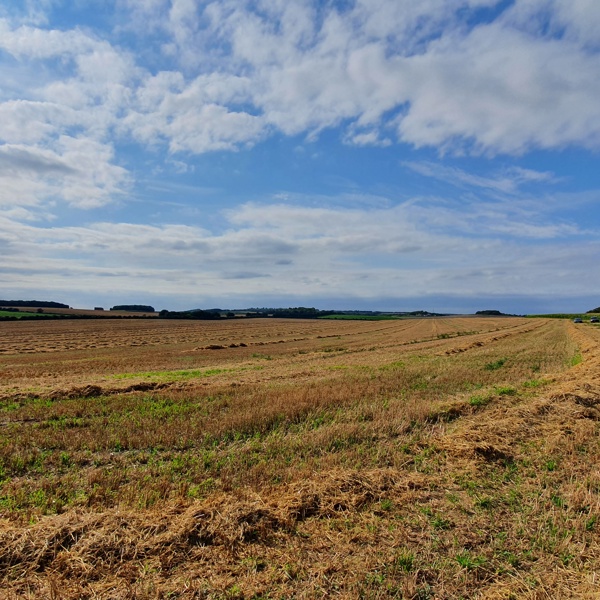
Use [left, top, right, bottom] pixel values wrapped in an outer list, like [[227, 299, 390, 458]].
[[0, 317, 599, 598]]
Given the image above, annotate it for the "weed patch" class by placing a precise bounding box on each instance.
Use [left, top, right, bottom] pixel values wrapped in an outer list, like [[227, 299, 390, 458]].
[[469, 393, 492, 407], [485, 358, 506, 371], [114, 367, 233, 381]]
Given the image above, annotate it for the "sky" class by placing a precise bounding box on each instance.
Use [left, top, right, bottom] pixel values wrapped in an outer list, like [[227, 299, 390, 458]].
[[1, 0, 599, 314]]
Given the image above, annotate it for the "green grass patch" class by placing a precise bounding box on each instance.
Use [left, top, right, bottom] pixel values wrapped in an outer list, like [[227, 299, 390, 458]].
[[570, 351, 582, 367], [113, 367, 233, 381], [494, 385, 517, 396], [0, 310, 61, 319], [379, 360, 405, 371], [394, 550, 415, 573], [522, 378, 550, 389], [469, 393, 492, 407], [485, 358, 506, 371], [456, 552, 487, 570]]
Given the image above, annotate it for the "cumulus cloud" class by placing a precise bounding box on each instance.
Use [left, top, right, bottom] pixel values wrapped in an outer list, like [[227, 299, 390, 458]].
[[396, 22, 600, 153], [5, 1, 593, 169], [118, 0, 599, 155], [0, 17, 137, 213], [1, 0, 600, 216]]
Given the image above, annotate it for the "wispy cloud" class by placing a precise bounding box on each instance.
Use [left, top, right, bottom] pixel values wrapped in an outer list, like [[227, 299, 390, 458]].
[[0, 194, 595, 308], [402, 161, 558, 195]]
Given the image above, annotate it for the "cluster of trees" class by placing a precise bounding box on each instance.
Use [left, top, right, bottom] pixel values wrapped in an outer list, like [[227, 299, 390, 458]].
[[587, 307, 600, 313], [110, 305, 155, 312]]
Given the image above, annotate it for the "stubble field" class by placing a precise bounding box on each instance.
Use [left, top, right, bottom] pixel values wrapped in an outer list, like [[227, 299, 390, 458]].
[[0, 316, 599, 599]]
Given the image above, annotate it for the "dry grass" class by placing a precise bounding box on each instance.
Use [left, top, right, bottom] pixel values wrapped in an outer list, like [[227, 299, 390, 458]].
[[0, 317, 598, 598]]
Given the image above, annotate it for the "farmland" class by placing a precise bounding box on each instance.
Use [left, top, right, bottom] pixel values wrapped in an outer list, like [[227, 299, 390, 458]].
[[0, 317, 599, 598], [0, 310, 62, 319]]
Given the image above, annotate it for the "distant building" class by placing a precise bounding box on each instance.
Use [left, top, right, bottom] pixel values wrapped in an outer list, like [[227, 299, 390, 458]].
[[94, 307, 104, 311]]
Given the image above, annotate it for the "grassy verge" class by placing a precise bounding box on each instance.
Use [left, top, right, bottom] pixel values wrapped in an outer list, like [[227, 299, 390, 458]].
[[528, 313, 599, 320]]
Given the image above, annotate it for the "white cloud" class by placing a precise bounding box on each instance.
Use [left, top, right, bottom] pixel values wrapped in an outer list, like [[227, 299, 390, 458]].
[[0, 139, 130, 211], [0, 20, 97, 59], [50, 1, 594, 160], [2, 1, 600, 188], [0, 1, 598, 233], [209, 1, 600, 154], [397, 22, 600, 154], [345, 128, 392, 147], [501, 0, 600, 49], [0, 18, 138, 213], [125, 72, 265, 152], [0, 195, 596, 306], [139, 0, 597, 155]]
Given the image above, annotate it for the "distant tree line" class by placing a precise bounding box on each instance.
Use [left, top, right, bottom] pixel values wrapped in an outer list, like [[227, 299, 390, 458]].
[[587, 307, 600, 314], [157, 307, 450, 320], [262, 307, 335, 318], [234, 307, 336, 319], [159, 309, 222, 320], [0, 300, 69, 308], [158, 307, 337, 320]]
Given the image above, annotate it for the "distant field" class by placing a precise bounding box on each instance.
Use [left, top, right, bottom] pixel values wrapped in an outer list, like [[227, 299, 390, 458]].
[[0, 316, 599, 598], [319, 313, 400, 320], [0, 309, 61, 318], [529, 313, 600, 319]]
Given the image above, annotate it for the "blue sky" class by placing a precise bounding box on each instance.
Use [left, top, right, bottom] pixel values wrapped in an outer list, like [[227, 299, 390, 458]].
[[1, 0, 599, 313]]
